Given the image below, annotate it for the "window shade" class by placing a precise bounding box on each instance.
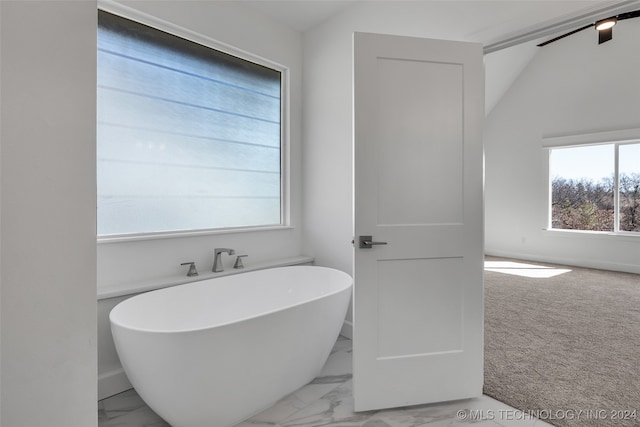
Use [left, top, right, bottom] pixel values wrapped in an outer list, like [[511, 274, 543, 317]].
[[97, 10, 282, 236]]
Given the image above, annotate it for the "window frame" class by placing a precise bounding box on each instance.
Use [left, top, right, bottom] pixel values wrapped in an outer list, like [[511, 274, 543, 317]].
[[543, 129, 640, 237], [96, 1, 291, 243]]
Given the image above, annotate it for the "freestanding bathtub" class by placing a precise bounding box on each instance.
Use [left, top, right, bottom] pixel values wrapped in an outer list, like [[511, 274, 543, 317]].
[[110, 266, 352, 427]]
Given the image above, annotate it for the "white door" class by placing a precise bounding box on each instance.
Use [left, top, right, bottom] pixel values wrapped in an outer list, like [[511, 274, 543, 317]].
[[353, 32, 484, 411]]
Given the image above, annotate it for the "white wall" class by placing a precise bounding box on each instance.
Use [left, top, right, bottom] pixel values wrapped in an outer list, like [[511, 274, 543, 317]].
[[484, 42, 538, 115], [98, 1, 304, 291], [0, 1, 3, 421], [0, 2, 97, 426], [485, 19, 640, 273]]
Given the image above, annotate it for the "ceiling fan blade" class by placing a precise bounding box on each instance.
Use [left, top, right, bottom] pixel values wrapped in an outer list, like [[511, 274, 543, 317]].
[[538, 9, 640, 47], [537, 23, 594, 47], [598, 27, 613, 44], [617, 9, 640, 20]]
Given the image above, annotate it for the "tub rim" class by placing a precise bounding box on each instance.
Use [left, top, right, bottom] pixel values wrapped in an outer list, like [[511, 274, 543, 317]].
[[109, 265, 352, 335]]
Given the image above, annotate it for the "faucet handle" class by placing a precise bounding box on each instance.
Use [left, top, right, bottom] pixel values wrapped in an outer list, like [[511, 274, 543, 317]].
[[180, 262, 198, 277], [233, 255, 248, 269]]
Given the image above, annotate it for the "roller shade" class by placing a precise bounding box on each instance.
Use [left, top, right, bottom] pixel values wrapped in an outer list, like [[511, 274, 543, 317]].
[[97, 10, 282, 236]]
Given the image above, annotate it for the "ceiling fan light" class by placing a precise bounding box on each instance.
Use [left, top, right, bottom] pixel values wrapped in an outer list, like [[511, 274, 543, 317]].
[[595, 17, 617, 31]]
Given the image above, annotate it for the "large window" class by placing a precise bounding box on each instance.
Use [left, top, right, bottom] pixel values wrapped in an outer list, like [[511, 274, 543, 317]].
[[97, 10, 285, 237], [550, 142, 640, 233]]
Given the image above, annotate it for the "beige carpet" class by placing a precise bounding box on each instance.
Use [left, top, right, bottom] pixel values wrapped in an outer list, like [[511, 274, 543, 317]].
[[484, 257, 640, 427]]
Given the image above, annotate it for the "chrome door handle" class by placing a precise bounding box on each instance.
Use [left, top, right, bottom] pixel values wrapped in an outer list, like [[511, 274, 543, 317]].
[[359, 235, 388, 249]]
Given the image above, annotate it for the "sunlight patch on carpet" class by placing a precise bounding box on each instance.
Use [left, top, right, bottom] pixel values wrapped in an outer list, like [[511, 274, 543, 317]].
[[484, 260, 572, 278]]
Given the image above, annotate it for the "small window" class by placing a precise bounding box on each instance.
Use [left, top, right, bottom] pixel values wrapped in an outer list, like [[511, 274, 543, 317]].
[[550, 142, 640, 233], [97, 10, 284, 237]]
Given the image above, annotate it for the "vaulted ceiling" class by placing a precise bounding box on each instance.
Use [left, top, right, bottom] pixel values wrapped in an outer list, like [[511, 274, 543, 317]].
[[238, 1, 640, 113]]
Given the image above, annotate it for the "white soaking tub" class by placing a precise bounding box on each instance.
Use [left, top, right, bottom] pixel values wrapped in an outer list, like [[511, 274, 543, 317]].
[[110, 266, 352, 427]]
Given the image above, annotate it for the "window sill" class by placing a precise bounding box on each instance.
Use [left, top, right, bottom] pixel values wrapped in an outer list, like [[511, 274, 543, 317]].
[[97, 255, 314, 300], [543, 228, 640, 241], [97, 225, 295, 244]]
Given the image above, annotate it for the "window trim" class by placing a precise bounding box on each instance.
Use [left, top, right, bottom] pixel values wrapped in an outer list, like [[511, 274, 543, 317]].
[[97, 225, 296, 245], [97, 1, 291, 242], [543, 128, 640, 237]]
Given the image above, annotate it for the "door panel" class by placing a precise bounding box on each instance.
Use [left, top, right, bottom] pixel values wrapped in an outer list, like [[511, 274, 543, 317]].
[[377, 257, 464, 358], [353, 32, 484, 411], [376, 58, 464, 225]]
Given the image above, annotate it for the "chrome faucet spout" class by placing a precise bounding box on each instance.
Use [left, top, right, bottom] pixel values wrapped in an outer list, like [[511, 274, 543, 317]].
[[213, 248, 235, 272]]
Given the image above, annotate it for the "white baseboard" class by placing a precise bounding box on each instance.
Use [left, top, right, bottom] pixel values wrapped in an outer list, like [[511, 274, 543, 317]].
[[98, 368, 132, 401], [340, 320, 353, 339], [485, 249, 640, 275]]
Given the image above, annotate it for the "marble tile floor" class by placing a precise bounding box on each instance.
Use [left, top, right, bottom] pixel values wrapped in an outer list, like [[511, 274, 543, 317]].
[[99, 337, 554, 427]]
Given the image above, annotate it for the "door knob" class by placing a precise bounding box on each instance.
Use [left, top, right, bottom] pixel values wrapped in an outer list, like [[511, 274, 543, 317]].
[[359, 235, 388, 249]]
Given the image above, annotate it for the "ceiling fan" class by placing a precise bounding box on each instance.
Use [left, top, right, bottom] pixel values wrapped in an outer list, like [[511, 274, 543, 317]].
[[538, 9, 640, 47]]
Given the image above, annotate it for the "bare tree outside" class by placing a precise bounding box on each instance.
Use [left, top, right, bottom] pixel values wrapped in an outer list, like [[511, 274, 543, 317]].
[[619, 173, 640, 232], [551, 177, 614, 231], [619, 143, 640, 232], [551, 173, 640, 232]]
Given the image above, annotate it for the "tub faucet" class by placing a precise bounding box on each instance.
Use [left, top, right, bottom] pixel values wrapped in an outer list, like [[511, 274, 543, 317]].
[[213, 248, 235, 272]]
